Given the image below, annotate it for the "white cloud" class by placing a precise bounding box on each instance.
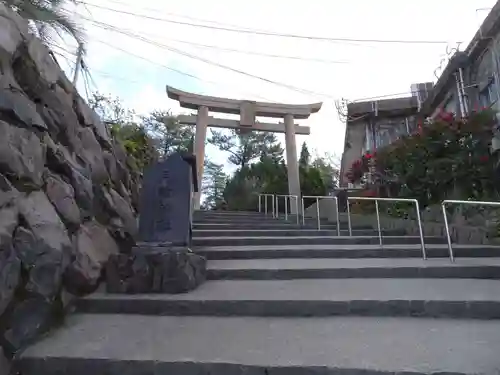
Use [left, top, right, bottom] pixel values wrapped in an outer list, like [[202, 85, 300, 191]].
[[59, 0, 497, 167]]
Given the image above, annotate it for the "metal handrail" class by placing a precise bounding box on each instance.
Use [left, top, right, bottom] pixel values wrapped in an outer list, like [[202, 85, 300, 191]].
[[442, 199, 500, 262], [302, 196, 340, 235], [347, 197, 426, 259], [258, 194, 275, 217], [275, 195, 299, 224]]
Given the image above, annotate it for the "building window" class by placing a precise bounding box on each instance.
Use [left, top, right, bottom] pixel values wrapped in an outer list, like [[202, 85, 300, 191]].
[[479, 77, 497, 108]]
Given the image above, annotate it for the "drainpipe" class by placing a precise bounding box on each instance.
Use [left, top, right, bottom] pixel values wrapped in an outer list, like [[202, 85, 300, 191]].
[[455, 70, 467, 117], [458, 68, 469, 115]]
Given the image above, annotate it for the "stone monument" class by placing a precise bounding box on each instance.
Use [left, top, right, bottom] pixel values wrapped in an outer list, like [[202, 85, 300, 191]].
[[106, 152, 206, 294], [137, 152, 197, 247]]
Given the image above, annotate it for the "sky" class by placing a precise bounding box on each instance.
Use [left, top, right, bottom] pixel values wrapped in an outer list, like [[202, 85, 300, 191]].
[[53, 0, 497, 171]]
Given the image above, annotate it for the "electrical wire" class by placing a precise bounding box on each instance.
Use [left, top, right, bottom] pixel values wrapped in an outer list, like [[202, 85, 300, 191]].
[[86, 35, 273, 101], [78, 2, 457, 45], [46, 42, 78, 56], [351, 91, 416, 102], [91, 29, 352, 65], [91, 69, 144, 85], [51, 50, 75, 72], [83, 18, 330, 99], [81, 64, 92, 101]]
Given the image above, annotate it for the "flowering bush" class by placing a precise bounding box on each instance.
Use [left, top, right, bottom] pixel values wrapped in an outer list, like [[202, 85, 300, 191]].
[[374, 109, 498, 207], [345, 152, 374, 184]]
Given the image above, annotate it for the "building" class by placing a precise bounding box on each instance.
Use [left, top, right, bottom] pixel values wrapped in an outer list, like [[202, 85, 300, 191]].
[[339, 0, 500, 187], [339, 85, 431, 187]]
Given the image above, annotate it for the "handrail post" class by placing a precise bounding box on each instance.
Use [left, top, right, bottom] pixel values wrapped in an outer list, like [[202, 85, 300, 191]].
[[414, 200, 427, 260], [269, 194, 274, 218], [335, 197, 340, 237], [440, 199, 500, 262], [441, 202, 454, 262], [264, 196, 268, 216], [375, 200, 382, 246], [346, 196, 426, 258], [301, 195, 340, 232], [285, 196, 288, 221], [347, 199, 352, 236], [295, 196, 299, 225], [316, 197, 320, 230], [301, 198, 305, 226], [275, 196, 279, 219], [258, 195, 262, 213]]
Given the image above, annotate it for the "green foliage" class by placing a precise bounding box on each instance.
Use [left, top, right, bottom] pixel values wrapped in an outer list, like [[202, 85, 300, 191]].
[[2, 0, 85, 47], [299, 142, 311, 168], [90, 92, 135, 125], [202, 160, 227, 210], [141, 110, 194, 157], [375, 110, 498, 207], [209, 129, 284, 168], [220, 139, 338, 212], [110, 123, 157, 170], [89, 92, 159, 171], [311, 152, 339, 192]]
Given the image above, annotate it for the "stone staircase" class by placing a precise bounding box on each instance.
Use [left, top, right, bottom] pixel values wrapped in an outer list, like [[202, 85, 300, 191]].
[[14, 211, 500, 374]]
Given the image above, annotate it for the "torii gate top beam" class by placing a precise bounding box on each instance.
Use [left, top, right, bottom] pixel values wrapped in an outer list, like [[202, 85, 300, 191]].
[[166, 86, 322, 120]]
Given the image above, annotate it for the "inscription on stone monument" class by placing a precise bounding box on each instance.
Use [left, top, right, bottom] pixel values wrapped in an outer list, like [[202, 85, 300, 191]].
[[138, 152, 197, 247]]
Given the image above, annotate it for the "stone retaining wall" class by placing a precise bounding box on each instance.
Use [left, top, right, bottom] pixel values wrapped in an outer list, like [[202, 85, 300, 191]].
[[0, 4, 140, 363]]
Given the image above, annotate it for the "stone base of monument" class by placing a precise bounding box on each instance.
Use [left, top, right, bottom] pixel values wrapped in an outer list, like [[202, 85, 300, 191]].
[[105, 246, 206, 294]]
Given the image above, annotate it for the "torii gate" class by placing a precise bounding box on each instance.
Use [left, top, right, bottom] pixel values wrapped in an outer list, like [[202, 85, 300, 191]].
[[166, 86, 322, 213]]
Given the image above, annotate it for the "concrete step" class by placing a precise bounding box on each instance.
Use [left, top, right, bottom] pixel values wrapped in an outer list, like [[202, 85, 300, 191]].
[[78, 279, 500, 319], [192, 218, 306, 225], [192, 222, 373, 230], [193, 217, 337, 224], [192, 235, 446, 247], [194, 210, 263, 215], [207, 257, 500, 280], [16, 314, 500, 375], [192, 229, 406, 237], [197, 244, 500, 260]]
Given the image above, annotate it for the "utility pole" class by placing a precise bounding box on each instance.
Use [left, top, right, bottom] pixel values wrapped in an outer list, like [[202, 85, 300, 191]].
[[72, 43, 84, 86]]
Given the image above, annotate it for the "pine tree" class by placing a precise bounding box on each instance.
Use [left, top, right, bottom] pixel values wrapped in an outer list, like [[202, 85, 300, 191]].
[[299, 142, 311, 168]]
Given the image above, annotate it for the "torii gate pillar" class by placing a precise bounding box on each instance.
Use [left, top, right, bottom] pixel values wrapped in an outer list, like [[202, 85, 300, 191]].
[[284, 114, 301, 209], [193, 106, 208, 210], [166, 86, 322, 213]]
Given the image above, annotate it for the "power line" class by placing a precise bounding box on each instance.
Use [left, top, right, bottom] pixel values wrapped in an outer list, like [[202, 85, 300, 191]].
[[149, 39, 350, 65], [92, 69, 144, 85], [78, 2, 457, 45], [90, 0, 374, 49], [96, 30, 352, 64], [83, 19, 443, 67], [93, 0, 287, 32], [352, 91, 417, 102], [83, 18, 330, 99], [83, 20, 351, 64], [46, 42, 77, 56], [86, 34, 274, 101]]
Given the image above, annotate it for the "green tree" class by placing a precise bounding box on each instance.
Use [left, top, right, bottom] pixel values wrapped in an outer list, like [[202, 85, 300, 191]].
[[89, 92, 135, 126], [141, 110, 194, 156], [110, 123, 157, 170], [209, 129, 283, 168], [299, 142, 311, 168], [2, 0, 85, 47], [89, 92, 157, 170], [311, 152, 340, 192], [202, 160, 227, 209]]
